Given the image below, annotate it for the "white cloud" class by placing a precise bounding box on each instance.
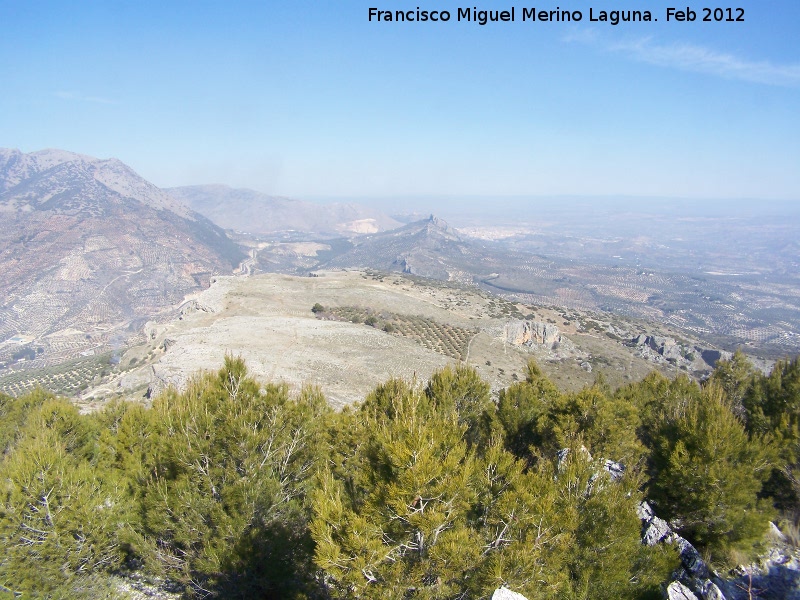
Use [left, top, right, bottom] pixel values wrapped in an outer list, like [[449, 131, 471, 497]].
[[567, 32, 800, 87]]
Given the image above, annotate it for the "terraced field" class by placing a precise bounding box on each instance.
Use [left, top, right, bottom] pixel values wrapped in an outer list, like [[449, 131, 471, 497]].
[[325, 306, 477, 360], [0, 351, 119, 397]]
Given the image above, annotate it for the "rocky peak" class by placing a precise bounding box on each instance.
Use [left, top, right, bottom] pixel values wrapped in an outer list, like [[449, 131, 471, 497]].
[[418, 214, 461, 241], [0, 148, 243, 363]]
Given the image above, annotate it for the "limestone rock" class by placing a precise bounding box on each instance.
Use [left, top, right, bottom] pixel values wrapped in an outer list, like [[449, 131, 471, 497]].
[[726, 548, 800, 600], [639, 502, 738, 600], [603, 459, 625, 481], [647, 335, 683, 360], [676, 536, 710, 580], [698, 581, 726, 600], [643, 515, 672, 546], [637, 501, 656, 521], [647, 335, 669, 351], [180, 299, 215, 317], [639, 502, 673, 546], [506, 320, 561, 348], [667, 581, 700, 600], [491, 587, 529, 600], [662, 343, 684, 361], [701, 349, 733, 368]]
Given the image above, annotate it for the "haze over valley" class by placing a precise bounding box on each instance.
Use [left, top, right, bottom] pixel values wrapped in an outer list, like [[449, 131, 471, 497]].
[[0, 149, 796, 403]]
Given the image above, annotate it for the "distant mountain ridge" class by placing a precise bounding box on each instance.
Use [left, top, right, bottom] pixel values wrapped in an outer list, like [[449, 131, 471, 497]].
[[318, 215, 480, 281], [0, 148, 191, 216], [167, 184, 402, 236], [0, 148, 243, 365]]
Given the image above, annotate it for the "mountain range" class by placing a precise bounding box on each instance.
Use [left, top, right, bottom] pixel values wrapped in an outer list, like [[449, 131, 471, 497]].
[[0, 148, 243, 365], [257, 216, 800, 358], [318, 215, 476, 280], [1, 147, 797, 380], [167, 184, 401, 236]]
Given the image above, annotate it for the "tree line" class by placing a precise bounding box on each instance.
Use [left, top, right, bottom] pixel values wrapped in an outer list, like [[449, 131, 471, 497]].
[[0, 350, 797, 599]]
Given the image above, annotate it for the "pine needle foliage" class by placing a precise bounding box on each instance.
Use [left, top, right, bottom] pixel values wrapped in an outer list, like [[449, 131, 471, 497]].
[[312, 364, 674, 599], [646, 382, 775, 555], [1, 351, 793, 597], [135, 355, 331, 596], [0, 399, 129, 597]]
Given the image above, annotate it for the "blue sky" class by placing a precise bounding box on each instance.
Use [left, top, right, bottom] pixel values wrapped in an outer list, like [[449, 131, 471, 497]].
[[1, 1, 798, 200]]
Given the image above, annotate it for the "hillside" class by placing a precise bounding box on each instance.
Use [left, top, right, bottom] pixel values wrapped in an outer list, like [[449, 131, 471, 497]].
[[53, 269, 736, 410], [0, 148, 244, 371], [249, 215, 800, 358], [167, 184, 402, 236]]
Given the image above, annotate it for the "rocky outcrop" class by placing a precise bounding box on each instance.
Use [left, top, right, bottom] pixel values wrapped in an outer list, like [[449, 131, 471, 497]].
[[729, 548, 800, 600], [629, 332, 738, 373], [648, 336, 683, 361], [638, 501, 724, 599], [638, 501, 800, 600], [633, 334, 684, 361], [603, 459, 625, 481], [179, 299, 215, 318], [701, 349, 733, 368], [667, 581, 702, 600], [506, 320, 561, 349], [483, 501, 799, 600]]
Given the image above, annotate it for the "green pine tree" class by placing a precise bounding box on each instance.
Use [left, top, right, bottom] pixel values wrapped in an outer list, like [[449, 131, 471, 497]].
[[648, 383, 774, 555]]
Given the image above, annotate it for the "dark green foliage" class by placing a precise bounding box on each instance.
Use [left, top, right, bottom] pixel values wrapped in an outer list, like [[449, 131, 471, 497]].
[[0, 352, 794, 597], [313, 386, 484, 598], [532, 386, 646, 468], [615, 371, 701, 451], [11, 346, 37, 362], [742, 357, 800, 513], [0, 388, 55, 454], [498, 361, 644, 468], [0, 399, 129, 596], [743, 357, 800, 452], [646, 383, 774, 554], [497, 360, 560, 460], [424, 364, 498, 450], [136, 355, 331, 596], [546, 447, 676, 600], [709, 349, 757, 419], [311, 365, 675, 599], [311, 302, 325, 314]]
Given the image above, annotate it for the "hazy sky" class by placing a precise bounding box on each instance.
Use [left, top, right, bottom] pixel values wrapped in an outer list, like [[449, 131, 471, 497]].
[[1, 1, 798, 200]]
